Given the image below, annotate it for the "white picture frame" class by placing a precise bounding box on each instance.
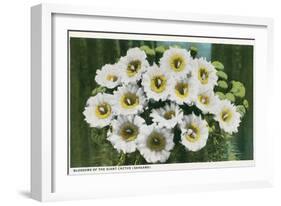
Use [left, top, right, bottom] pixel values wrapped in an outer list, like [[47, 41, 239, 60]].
[[31, 3, 274, 202]]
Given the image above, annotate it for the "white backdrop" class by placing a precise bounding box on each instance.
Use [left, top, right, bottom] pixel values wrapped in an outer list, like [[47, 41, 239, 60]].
[[0, 0, 280, 205]]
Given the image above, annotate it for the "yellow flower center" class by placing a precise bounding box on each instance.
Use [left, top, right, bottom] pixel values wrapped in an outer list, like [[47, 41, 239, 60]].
[[127, 60, 141, 77], [119, 123, 139, 142], [146, 131, 166, 151], [95, 103, 112, 119], [198, 95, 210, 105], [106, 74, 118, 82], [175, 82, 189, 99], [163, 111, 175, 120], [169, 54, 186, 72], [185, 123, 200, 143], [198, 67, 209, 84], [120, 92, 139, 109], [150, 75, 167, 93], [220, 109, 232, 122]]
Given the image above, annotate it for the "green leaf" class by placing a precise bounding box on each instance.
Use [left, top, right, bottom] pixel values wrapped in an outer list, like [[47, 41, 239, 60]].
[[230, 81, 246, 98], [217, 80, 228, 89], [243, 99, 249, 109], [225, 93, 236, 102], [140, 45, 150, 51], [212, 61, 224, 70], [91, 86, 106, 96], [215, 92, 225, 100], [216, 71, 228, 80], [155, 46, 166, 54], [140, 45, 155, 56], [147, 48, 156, 56], [236, 105, 246, 117]]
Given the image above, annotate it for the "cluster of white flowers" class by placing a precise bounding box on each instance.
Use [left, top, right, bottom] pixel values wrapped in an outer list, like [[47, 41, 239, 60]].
[[83, 47, 242, 164]]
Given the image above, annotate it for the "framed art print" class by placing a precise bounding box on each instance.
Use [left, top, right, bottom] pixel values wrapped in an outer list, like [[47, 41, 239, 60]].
[[68, 31, 254, 175], [31, 4, 274, 201]]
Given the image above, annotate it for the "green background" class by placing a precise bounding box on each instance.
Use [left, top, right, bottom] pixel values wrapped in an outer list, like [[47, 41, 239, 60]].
[[70, 36, 253, 168]]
